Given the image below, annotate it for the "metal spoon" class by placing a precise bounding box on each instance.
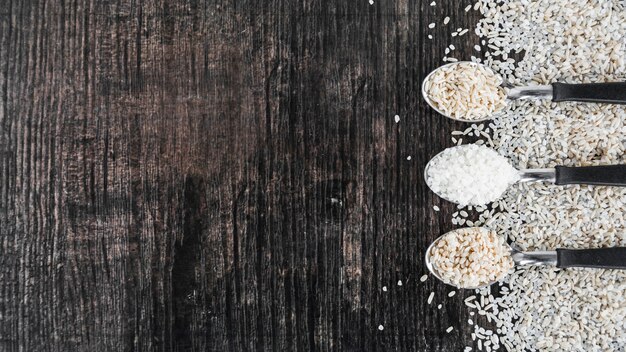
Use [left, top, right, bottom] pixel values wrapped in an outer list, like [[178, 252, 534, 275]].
[[422, 61, 626, 123], [424, 145, 626, 205], [425, 227, 626, 289]]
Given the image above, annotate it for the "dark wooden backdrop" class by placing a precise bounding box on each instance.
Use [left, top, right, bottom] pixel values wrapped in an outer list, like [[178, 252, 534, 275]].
[[0, 0, 486, 351]]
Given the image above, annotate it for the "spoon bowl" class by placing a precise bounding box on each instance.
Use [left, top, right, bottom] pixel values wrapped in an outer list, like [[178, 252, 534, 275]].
[[424, 228, 513, 289], [421, 61, 502, 123], [423, 144, 522, 206]]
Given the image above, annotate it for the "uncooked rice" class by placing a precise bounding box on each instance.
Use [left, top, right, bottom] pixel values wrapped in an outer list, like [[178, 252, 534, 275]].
[[429, 227, 513, 289], [453, 0, 626, 350], [425, 144, 520, 206], [424, 62, 506, 120]]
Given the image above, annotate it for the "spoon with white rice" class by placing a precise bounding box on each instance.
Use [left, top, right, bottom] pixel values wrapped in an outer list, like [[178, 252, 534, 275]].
[[425, 227, 626, 289], [424, 144, 626, 206], [421, 61, 626, 122]]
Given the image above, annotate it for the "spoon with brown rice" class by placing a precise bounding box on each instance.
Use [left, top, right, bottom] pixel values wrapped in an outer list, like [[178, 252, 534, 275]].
[[421, 61, 626, 122], [425, 227, 626, 289]]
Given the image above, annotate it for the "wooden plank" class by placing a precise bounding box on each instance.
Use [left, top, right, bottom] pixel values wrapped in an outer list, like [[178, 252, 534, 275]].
[[0, 0, 488, 351]]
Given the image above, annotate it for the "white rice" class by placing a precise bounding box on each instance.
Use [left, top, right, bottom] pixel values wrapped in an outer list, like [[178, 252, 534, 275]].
[[425, 144, 520, 206]]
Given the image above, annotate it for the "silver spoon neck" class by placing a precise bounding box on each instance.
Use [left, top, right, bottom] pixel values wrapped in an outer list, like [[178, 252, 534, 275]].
[[518, 168, 556, 183], [511, 250, 557, 266], [506, 85, 553, 100]]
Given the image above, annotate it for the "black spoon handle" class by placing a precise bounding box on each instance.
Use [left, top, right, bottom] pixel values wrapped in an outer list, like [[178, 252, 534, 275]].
[[557, 248, 626, 269], [555, 165, 626, 186], [552, 82, 626, 104]]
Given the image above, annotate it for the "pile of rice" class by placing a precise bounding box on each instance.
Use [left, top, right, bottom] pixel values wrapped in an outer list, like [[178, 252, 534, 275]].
[[429, 227, 514, 289], [423, 62, 507, 120], [451, 0, 626, 351], [425, 144, 520, 206]]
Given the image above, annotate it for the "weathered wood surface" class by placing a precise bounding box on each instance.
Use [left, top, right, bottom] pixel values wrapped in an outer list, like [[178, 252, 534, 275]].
[[0, 1, 486, 351]]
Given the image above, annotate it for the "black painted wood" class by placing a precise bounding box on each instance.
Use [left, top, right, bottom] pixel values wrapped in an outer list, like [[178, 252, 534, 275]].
[[0, 0, 490, 351]]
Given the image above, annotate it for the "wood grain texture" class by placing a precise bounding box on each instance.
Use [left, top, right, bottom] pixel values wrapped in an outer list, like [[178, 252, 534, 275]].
[[0, 0, 490, 351]]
